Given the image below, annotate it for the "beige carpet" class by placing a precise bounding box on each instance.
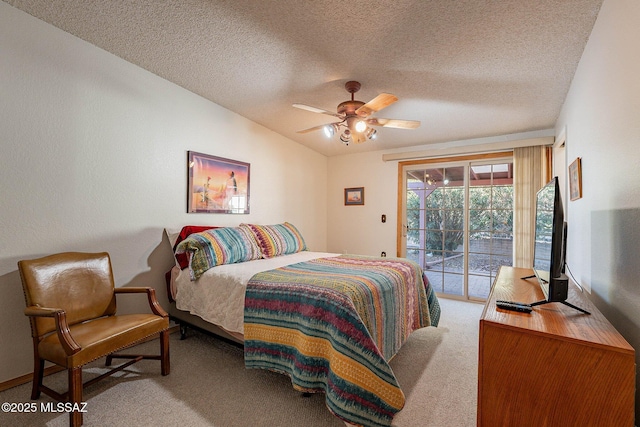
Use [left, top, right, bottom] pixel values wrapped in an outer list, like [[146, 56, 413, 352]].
[[0, 298, 482, 427]]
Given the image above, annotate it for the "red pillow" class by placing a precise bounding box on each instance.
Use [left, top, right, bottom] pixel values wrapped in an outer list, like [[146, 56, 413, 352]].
[[173, 226, 218, 269]]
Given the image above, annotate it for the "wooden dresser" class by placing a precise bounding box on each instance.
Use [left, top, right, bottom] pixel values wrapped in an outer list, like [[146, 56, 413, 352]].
[[477, 266, 635, 427]]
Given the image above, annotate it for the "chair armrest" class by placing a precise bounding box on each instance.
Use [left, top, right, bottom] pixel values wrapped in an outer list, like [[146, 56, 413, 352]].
[[114, 287, 168, 317], [24, 306, 63, 317], [24, 306, 81, 355]]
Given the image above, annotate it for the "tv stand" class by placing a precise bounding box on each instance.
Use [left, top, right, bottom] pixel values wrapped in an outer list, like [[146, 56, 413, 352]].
[[478, 266, 635, 427], [521, 273, 590, 313], [529, 298, 591, 314]]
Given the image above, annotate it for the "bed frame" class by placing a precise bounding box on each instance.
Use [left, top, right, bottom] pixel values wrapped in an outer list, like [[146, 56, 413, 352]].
[[165, 264, 244, 346], [168, 301, 243, 345]]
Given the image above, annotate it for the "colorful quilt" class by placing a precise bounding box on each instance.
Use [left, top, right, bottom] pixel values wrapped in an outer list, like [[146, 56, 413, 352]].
[[244, 255, 441, 427]]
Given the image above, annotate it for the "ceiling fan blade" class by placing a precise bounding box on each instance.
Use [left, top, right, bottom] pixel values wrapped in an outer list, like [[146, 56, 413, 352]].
[[367, 118, 421, 129], [293, 103, 342, 118], [296, 122, 342, 134], [356, 93, 398, 116], [296, 124, 328, 134]]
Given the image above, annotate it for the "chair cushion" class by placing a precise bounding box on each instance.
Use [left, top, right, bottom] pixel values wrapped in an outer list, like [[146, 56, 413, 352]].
[[38, 314, 169, 367]]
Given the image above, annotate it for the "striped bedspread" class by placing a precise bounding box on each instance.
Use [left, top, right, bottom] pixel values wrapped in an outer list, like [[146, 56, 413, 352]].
[[244, 255, 441, 427]]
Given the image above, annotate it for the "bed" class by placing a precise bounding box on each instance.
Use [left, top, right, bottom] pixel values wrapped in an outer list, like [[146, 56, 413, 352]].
[[165, 224, 441, 427]]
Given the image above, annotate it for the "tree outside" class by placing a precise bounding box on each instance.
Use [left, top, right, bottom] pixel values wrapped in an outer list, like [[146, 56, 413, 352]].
[[407, 184, 513, 274]]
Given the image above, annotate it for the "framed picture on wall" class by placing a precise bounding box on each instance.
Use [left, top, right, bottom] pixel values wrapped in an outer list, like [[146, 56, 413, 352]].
[[187, 151, 250, 213], [569, 157, 582, 201], [344, 187, 364, 205]]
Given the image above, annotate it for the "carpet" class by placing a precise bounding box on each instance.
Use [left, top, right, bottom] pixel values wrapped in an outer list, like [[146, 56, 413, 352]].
[[0, 298, 482, 427]]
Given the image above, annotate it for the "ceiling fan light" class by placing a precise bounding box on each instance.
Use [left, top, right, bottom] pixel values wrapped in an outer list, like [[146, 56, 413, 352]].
[[355, 120, 367, 133], [323, 124, 335, 138], [365, 128, 377, 140], [339, 130, 351, 145]]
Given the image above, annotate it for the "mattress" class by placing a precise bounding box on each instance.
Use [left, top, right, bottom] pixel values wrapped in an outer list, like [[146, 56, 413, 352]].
[[174, 251, 339, 335]]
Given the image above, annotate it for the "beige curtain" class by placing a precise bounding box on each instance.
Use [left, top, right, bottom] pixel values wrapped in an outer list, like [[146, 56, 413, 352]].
[[513, 146, 549, 268]]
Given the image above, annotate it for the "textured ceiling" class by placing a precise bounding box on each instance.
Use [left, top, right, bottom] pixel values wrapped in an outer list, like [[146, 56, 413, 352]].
[[5, 0, 603, 157]]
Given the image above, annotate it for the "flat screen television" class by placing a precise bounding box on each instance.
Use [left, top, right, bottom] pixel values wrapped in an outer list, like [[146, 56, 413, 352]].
[[528, 177, 589, 314], [532, 177, 567, 301]]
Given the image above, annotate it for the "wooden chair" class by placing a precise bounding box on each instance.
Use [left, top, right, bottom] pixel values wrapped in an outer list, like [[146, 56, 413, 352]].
[[18, 252, 170, 426]]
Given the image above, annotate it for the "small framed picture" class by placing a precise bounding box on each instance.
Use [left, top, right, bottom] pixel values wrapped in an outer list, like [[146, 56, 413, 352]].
[[344, 187, 364, 206], [569, 157, 582, 201]]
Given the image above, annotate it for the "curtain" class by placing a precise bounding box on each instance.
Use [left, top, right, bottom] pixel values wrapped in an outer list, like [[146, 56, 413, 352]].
[[544, 146, 553, 183], [513, 146, 549, 268]]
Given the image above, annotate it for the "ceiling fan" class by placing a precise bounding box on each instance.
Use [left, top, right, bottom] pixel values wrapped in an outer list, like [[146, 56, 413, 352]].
[[293, 81, 420, 145]]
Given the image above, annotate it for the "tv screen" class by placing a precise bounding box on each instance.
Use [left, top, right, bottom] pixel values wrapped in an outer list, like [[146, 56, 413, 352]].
[[532, 177, 566, 301]]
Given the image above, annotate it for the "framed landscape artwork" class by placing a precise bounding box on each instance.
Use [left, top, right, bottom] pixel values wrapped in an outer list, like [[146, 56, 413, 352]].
[[569, 157, 582, 201], [187, 151, 250, 213], [344, 187, 364, 205]]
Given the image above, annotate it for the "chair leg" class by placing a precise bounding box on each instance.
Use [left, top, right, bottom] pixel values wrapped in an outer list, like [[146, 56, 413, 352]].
[[68, 367, 83, 427], [31, 357, 44, 400], [160, 329, 170, 376]]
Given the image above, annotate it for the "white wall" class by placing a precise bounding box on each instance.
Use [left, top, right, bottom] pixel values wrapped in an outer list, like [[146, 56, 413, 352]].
[[0, 3, 327, 383], [327, 151, 399, 257], [556, 0, 640, 416]]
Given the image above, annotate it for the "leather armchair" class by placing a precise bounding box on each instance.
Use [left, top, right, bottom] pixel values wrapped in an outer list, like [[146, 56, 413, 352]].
[[18, 252, 170, 427]]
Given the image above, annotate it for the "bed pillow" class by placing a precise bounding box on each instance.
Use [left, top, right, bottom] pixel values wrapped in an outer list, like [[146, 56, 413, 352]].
[[241, 222, 307, 258], [175, 226, 262, 280], [171, 225, 218, 270]]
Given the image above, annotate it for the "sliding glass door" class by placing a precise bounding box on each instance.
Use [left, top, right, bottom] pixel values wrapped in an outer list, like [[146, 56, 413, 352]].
[[401, 156, 513, 300]]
